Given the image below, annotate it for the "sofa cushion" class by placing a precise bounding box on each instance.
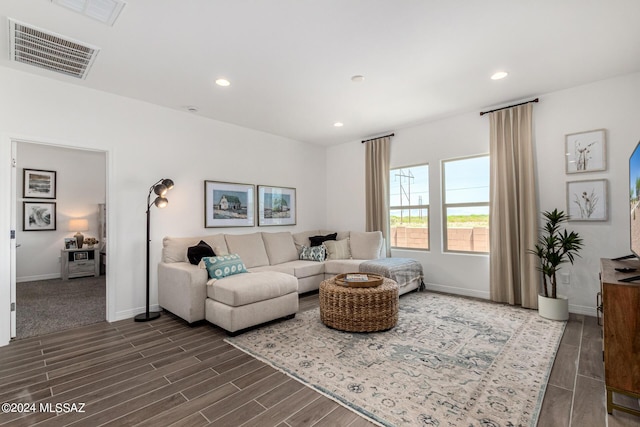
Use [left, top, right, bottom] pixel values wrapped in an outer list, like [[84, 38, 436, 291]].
[[207, 271, 298, 306], [252, 260, 325, 278], [224, 233, 270, 268], [350, 231, 383, 259], [324, 259, 365, 275], [262, 232, 298, 265], [201, 234, 228, 256], [299, 245, 325, 262], [324, 238, 351, 260], [292, 230, 322, 253], [202, 254, 248, 280], [162, 236, 201, 263], [187, 240, 215, 265], [309, 232, 337, 247]]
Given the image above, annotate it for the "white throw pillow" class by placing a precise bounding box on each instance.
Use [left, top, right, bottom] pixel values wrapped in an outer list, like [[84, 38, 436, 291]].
[[323, 238, 352, 260], [349, 231, 383, 259]]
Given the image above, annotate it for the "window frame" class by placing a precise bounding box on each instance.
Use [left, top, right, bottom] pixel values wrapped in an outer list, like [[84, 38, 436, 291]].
[[441, 153, 490, 254], [389, 163, 430, 251]]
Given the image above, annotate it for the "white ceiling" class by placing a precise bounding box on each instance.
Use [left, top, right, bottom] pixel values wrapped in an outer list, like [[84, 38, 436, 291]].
[[1, 0, 640, 145]]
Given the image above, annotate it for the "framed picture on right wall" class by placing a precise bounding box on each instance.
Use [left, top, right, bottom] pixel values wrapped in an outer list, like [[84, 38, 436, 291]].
[[567, 179, 608, 221], [565, 129, 606, 174]]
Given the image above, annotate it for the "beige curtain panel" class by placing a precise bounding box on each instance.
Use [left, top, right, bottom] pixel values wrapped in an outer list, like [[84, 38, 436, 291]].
[[489, 103, 540, 308], [365, 136, 391, 257]]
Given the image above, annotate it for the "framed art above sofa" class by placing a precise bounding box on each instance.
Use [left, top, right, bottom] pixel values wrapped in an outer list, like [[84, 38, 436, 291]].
[[258, 185, 296, 226], [204, 180, 255, 227]]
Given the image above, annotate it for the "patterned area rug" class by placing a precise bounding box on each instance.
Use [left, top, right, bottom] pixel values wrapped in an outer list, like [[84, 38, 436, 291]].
[[226, 292, 565, 426]]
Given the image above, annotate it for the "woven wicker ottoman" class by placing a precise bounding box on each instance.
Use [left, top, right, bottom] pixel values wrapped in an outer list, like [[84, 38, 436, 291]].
[[319, 276, 399, 332]]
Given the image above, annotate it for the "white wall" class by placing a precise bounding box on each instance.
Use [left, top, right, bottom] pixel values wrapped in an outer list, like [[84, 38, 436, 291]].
[[327, 111, 491, 299], [0, 67, 327, 346], [534, 72, 640, 314], [16, 142, 106, 281], [327, 72, 640, 314]]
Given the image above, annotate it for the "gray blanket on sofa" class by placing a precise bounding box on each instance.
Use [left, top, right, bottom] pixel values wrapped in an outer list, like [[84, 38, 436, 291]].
[[359, 258, 424, 290]]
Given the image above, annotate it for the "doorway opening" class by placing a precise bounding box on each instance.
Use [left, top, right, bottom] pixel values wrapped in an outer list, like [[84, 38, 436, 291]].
[[12, 140, 107, 339]]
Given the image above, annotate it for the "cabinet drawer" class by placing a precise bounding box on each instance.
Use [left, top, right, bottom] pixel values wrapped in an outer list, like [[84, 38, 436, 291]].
[[69, 261, 95, 274]]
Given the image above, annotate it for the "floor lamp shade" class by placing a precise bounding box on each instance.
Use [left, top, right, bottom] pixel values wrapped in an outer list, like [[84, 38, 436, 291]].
[[134, 178, 174, 322]]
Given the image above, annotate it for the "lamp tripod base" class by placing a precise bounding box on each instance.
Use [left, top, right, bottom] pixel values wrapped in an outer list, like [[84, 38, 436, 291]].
[[134, 311, 161, 322]]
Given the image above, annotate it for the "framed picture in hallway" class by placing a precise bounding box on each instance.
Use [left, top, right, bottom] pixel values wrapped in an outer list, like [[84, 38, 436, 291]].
[[258, 186, 296, 226], [565, 129, 606, 174], [204, 180, 255, 227], [23, 202, 56, 231], [23, 168, 57, 199]]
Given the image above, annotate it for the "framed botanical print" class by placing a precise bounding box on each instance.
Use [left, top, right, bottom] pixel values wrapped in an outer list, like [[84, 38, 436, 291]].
[[258, 186, 296, 226], [567, 179, 607, 221], [565, 129, 606, 174], [23, 201, 56, 231], [23, 169, 57, 199], [204, 181, 255, 227]]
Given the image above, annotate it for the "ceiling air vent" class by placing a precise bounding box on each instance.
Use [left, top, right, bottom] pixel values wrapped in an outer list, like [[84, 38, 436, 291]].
[[8, 18, 100, 79]]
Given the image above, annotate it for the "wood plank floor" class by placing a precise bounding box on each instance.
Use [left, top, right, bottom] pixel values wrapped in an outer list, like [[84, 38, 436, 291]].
[[0, 292, 637, 426]]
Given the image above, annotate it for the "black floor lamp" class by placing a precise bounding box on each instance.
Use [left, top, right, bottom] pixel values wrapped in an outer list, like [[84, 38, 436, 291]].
[[134, 178, 174, 322]]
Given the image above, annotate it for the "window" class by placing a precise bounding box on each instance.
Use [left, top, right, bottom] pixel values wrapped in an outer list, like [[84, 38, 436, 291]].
[[442, 155, 489, 253], [389, 164, 429, 250]]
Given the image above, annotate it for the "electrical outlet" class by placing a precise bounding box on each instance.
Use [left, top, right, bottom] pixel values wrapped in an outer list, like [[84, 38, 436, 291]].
[[560, 272, 570, 285]]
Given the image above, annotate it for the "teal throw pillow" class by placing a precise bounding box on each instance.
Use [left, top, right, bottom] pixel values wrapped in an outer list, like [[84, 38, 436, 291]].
[[202, 254, 248, 280], [299, 245, 325, 262]]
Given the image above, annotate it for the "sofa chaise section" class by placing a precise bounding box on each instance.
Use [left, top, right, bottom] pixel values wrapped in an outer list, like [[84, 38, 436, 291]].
[[205, 271, 298, 334]]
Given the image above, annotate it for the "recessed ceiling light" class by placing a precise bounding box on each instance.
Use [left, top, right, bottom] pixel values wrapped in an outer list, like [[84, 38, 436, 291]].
[[215, 78, 230, 87], [334, 122, 344, 127], [491, 71, 508, 80], [351, 75, 365, 82], [184, 106, 198, 113]]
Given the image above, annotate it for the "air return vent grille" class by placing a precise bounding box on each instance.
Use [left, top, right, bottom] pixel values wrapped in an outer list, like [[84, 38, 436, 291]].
[[8, 18, 99, 79]]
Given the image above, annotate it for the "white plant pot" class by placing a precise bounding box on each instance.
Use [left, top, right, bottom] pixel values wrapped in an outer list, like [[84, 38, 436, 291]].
[[538, 294, 569, 321]]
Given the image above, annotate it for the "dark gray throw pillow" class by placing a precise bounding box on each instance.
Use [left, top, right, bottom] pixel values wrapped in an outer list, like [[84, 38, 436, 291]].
[[309, 232, 337, 247], [187, 240, 215, 265]]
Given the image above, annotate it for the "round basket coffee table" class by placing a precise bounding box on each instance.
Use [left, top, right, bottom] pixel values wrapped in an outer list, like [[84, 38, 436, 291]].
[[319, 274, 399, 332]]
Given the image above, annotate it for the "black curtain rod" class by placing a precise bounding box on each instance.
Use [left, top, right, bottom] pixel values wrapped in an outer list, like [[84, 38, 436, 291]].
[[479, 98, 539, 116], [361, 133, 395, 143]]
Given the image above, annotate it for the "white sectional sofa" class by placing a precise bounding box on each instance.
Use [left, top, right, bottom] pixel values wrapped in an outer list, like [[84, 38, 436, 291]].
[[158, 230, 420, 334]]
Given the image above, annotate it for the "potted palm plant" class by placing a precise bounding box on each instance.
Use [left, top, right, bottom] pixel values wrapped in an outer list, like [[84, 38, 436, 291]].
[[530, 209, 584, 321]]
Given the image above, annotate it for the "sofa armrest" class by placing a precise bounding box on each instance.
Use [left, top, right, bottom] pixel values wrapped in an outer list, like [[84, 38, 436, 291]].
[[158, 262, 208, 323]]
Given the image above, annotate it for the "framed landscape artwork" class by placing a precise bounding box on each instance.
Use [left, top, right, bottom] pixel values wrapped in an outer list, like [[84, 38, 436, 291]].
[[258, 186, 296, 226], [204, 180, 255, 227], [23, 169, 56, 199], [23, 201, 56, 231], [567, 179, 608, 221], [565, 129, 606, 174]]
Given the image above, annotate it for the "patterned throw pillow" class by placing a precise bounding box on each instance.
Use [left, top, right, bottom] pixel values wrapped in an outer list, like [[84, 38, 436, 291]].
[[299, 245, 326, 262], [202, 254, 248, 280]]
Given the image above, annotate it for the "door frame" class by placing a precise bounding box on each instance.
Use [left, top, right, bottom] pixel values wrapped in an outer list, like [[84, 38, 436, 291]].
[[8, 137, 111, 340]]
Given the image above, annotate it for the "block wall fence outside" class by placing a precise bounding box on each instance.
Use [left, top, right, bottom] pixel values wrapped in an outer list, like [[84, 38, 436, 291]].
[[391, 226, 489, 252]]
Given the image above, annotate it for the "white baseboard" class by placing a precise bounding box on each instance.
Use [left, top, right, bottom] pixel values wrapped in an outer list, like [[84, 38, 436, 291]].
[[424, 282, 490, 300], [425, 283, 597, 317], [17, 273, 60, 283], [568, 303, 597, 317], [114, 304, 161, 322]]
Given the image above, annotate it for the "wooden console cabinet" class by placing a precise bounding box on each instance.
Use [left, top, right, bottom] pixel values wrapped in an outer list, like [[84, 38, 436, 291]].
[[61, 247, 100, 280], [599, 258, 640, 417]]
